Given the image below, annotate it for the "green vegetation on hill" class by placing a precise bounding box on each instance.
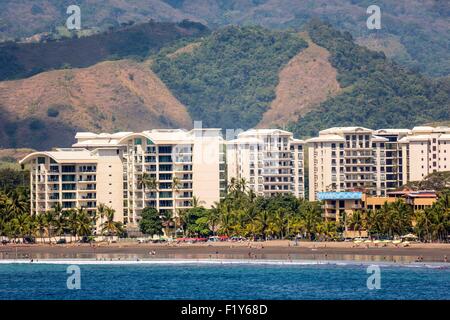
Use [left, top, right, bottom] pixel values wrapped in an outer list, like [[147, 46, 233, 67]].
[[0, 168, 29, 193], [0, 20, 209, 81], [288, 21, 450, 138], [152, 26, 308, 129], [404, 171, 450, 192], [1, 1, 448, 77], [282, 0, 450, 77]]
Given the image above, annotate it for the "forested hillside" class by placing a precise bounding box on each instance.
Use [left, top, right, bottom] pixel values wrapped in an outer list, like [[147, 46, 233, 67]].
[[1, 0, 448, 77], [152, 26, 308, 129], [0, 19, 448, 150], [0, 59, 192, 150], [288, 21, 450, 138], [0, 20, 209, 81]]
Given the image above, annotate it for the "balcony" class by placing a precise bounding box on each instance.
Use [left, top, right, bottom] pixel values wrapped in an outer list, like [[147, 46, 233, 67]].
[[80, 194, 96, 200], [78, 176, 96, 182], [62, 175, 76, 182]]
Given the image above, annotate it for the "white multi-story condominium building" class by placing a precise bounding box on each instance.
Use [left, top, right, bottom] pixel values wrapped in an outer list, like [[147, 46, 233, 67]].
[[20, 148, 125, 222], [398, 126, 450, 183], [307, 126, 450, 201], [21, 128, 226, 227], [227, 129, 305, 198], [307, 127, 391, 201], [373, 129, 411, 191]]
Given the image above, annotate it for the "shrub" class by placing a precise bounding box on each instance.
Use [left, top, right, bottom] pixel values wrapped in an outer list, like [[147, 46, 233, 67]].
[[47, 107, 60, 118]]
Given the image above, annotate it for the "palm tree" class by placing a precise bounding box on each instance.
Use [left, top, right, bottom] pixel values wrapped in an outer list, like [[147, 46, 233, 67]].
[[10, 213, 32, 242], [191, 196, 205, 208], [208, 202, 221, 236], [273, 208, 290, 239], [44, 210, 58, 242], [35, 213, 46, 243], [320, 220, 337, 241], [52, 212, 66, 241], [66, 209, 78, 242], [219, 212, 234, 237], [349, 210, 364, 237], [75, 208, 94, 239], [160, 210, 172, 237], [0, 215, 8, 238], [255, 210, 271, 240], [7, 189, 29, 217], [289, 215, 305, 239], [171, 176, 182, 237], [138, 173, 159, 211], [100, 207, 124, 241], [390, 200, 412, 237], [299, 202, 322, 240], [237, 178, 248, 193], [140, 173, 159, 194], [97, 203, 108, 231]]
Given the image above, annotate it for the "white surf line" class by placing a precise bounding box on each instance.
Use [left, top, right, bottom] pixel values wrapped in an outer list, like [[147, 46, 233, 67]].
[[0, 258, 448, 269]]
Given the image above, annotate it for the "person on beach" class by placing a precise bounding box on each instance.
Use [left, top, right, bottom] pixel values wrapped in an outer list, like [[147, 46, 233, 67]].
[[444, 255, 448, 263]]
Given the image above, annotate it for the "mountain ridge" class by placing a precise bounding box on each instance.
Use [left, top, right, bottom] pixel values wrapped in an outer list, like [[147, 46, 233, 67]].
[[0, 20, 448, 150], [1, 0, 448, 76], [0, 59, 192, 150]]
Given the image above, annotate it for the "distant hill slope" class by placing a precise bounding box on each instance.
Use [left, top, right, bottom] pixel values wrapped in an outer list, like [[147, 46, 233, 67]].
[[0, 59, 192, 150], [152, 26, 308, 129], [1, 0, 448, 76], [0, 20, 448, 151], [0, 20, 209, 81], [403, 171, 450, 192], [258, 33, 341, 128], [288, 21, 450, 138], [0, 0, 201, 41], [152, 23, 449, 132]]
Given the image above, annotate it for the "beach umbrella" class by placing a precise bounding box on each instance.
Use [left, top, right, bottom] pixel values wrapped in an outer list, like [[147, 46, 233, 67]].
[[401, 233, 418, 239]]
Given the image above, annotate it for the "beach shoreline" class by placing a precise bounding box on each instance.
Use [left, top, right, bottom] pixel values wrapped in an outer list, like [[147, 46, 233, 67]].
[[1, 240, 449, 263]]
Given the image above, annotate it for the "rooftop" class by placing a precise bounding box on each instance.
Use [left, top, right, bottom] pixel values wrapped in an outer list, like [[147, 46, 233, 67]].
[[20, 149, 97, 164], [306, 135, 346, 143], [317, 192, 363, 201]]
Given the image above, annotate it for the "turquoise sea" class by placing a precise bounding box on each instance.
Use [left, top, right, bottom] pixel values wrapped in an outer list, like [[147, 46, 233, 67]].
[[0, 260, 449, 300]]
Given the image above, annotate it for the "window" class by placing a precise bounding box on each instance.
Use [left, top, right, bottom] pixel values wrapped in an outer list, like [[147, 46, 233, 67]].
[[158, 146, 172, 154]]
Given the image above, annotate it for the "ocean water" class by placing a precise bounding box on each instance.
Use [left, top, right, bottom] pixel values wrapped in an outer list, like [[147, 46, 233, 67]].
[[0, 260, 449, 300]]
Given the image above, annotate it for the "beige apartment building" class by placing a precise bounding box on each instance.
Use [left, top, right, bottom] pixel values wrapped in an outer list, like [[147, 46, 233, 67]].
[[307, 127, 385, 201], [398, 126, 450, 183], [21, 125, 449, 229], [308, 126, 450, 201], [227, 129, 305, 198], [21, 128, 226, 228], [21, 148, 124, 219]]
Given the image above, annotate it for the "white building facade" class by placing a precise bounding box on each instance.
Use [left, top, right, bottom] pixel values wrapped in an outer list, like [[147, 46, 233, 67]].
[[226, 129, 305, 198], [21, 129, 226, 228], [399, 126, 450, 183], [307, 126, 450, 201]]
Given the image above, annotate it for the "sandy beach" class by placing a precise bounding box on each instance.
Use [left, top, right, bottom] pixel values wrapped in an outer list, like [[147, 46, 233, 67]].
[[1, 240, 449, 263]]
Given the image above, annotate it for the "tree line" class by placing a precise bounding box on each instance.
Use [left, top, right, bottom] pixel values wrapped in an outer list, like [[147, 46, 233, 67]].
[[0, 189, 124, 243], [0, 173, 448, 243], [139, 178, 450, 242]]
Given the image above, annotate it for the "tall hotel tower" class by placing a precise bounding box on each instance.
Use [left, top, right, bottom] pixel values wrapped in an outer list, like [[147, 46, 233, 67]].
[[227, 129, 305, 198], [307, 126, 450, 201], [21, 128, 226, 227]]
